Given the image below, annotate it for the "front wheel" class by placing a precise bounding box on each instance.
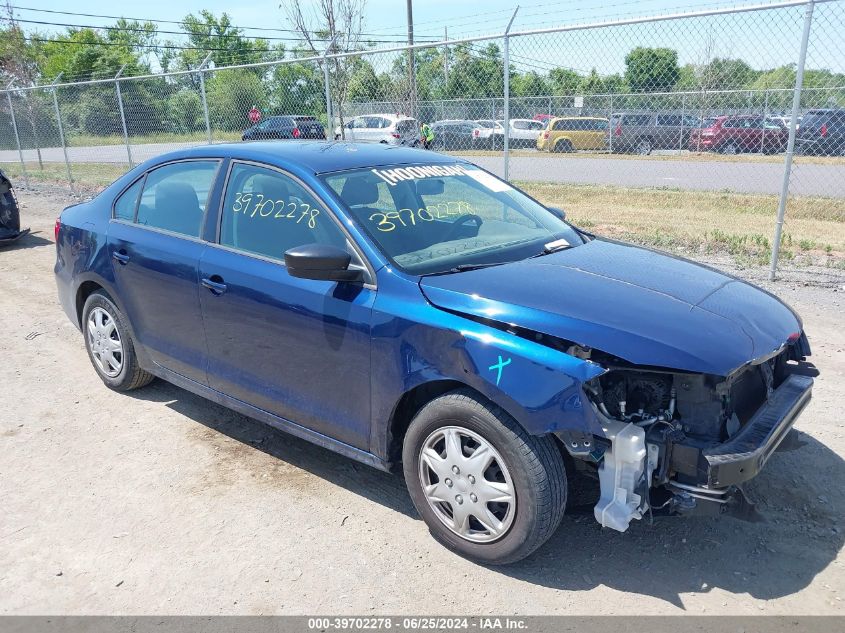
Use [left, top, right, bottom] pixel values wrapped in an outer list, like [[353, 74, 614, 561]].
[[402, 390, 567, 565], [82, 291, 154, 391]]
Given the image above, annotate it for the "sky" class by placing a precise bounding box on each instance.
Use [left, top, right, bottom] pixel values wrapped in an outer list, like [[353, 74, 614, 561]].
[[7, 0, 844, 76]]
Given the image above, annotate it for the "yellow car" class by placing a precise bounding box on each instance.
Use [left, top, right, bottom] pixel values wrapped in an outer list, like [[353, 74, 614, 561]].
[[536, 117, 609, 152]]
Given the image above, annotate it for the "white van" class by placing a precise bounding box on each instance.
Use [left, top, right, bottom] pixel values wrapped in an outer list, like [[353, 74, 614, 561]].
[[335, 114, 420, 146]]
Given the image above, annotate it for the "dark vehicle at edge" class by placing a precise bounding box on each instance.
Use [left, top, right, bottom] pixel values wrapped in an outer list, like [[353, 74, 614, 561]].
[[53, 141, 815, 565], [242, 115, 326, 141], [796, 108, 845, 156], [0, 168, 28, 245]]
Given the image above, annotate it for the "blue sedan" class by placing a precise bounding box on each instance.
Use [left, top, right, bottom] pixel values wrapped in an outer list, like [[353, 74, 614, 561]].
[[55, 142, 814, 564]]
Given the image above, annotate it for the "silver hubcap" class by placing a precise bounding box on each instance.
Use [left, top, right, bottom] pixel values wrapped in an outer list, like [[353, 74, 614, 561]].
[[418, 426, 516, 543], [86, 307, 123, 378]]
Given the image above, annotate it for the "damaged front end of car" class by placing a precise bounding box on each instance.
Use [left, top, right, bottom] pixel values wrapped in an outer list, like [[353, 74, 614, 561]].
[[561, 336, 814, 531], [0, 168, 28, 245]]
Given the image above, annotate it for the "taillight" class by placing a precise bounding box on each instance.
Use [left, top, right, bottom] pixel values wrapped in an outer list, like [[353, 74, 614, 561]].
[[54, 218, 61, 242], [292, 127, 301, 138], [543, 131, 550, 139], [392, 133, 400, 139], [473, 129, 479, 137], [820, 123, 828, 137], [614, 124, 622, 136]]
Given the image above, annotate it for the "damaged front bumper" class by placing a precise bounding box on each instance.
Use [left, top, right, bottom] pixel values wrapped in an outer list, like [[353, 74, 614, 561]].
[[584, 371, 813, 532]]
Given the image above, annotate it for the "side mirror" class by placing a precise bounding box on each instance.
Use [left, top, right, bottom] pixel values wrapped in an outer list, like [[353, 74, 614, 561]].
[[547, 206, 567, 221], [284, 244, 364, 283]]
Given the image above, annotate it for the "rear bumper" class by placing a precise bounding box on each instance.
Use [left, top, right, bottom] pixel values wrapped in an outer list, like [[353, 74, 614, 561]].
[[701, 374, 813, 487]]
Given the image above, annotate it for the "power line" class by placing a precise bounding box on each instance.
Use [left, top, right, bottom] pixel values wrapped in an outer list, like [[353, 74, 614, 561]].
[[9, 16, 432, 44], [6, 4, 441, 41]]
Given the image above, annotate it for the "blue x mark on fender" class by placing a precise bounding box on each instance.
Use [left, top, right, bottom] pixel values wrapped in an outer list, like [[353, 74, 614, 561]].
[[488, 355, 512, 386]]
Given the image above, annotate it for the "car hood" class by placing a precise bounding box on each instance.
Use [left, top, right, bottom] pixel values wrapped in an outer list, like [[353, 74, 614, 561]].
[[419, 239, 801, 376]]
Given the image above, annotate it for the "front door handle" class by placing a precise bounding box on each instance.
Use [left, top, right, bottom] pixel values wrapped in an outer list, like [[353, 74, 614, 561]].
[[201, 277, 227, 295], [112, 251, 130, 265]]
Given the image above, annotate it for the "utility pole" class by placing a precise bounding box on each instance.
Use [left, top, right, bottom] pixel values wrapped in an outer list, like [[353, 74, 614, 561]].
[[406, 0, 417, 118]]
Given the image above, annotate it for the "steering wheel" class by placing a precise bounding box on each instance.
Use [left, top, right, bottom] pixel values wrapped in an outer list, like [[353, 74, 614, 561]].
[[442, 214, 484, 242]]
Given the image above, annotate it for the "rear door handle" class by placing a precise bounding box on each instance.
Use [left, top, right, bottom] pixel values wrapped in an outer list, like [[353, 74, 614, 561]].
[[112, 251, 130, 265], [201, 277, 227, 295]]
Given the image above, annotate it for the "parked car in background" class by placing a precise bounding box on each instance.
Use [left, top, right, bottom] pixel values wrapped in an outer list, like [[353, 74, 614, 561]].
[[471, 119, 504, 148], [490, 118, 546, 149], [242, 116, 326, 141], [608, 112, 700, 154], [0, 168, 27, 245], [334, 114, 419, 146], [796, 109, 845, 156], [688, 115, 787, 154], [430, 120, 477, 151], [536, 117, 608, 152]]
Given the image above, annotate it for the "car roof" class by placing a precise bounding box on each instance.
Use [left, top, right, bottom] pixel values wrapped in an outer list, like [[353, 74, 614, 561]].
[[550, 116, 608, 121], [149, 141, 464, 175]]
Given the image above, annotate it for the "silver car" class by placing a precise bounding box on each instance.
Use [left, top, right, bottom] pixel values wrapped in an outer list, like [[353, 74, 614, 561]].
[[334, 114, 420, 146]]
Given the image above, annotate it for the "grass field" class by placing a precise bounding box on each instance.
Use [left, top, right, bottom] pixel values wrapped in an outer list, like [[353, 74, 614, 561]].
[[3, 160, 843, 270]]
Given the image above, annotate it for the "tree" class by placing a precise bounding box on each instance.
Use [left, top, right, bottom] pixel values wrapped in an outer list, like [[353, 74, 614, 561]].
[[281, 0, 368, 135], [624, 47, 680, 93], [206, 69, 268, 131], [549, 68, 582, 96]]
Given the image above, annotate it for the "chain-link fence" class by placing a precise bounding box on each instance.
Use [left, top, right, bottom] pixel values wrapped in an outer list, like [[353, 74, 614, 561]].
[[0, 0, 843, 280]]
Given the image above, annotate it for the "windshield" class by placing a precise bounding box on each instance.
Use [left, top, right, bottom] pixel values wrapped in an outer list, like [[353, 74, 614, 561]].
[[323, 163, 583, 275]]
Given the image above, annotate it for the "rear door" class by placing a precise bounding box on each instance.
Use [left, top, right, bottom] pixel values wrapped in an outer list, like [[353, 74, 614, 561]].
[[108, 159, 221, 384], [198, 161, 375, 449]]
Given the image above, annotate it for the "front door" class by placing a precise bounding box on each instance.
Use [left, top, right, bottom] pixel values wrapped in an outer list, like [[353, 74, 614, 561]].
[[198, 161, 375, 450], [108, 159, 220, 384]]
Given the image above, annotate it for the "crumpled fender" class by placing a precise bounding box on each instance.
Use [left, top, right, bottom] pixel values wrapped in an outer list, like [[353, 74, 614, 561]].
[[371, 279, 608, 457]]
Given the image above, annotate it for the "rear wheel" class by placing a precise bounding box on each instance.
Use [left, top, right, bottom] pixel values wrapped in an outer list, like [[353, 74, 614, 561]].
[[402, 390, 566, 565], [553, 139, 573, 153], [634, 138, 653, 155], [82, 291, 153, 391], [721, 141, 739, 155]]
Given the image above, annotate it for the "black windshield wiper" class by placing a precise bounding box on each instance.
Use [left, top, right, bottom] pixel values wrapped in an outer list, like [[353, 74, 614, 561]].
[[424, 262, 507, 276]]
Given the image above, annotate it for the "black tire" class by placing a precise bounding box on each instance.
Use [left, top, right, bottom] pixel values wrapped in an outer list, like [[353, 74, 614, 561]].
[[82, 291, 154, 391], [553, 139, 573, 153], [634, 138, 653, 155], [402, 390, 567, 565]]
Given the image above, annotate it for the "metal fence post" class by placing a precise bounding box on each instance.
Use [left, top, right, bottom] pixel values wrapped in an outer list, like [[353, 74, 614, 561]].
[[323, 35, 339, 139], [51, 73, 75, 196], [503, 7, 519, 181], [198, 54, 212, 144], [679, 93, 686, 151], [760, 89, 770, 154], [5, 85, 28, 188], [114, 66, 133, 168], [608, 93, 614, 153], [770, 0, 815, 281]]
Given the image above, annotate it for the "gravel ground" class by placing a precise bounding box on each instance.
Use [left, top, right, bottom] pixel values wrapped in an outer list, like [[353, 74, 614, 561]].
[[1, 189, 843, 615]]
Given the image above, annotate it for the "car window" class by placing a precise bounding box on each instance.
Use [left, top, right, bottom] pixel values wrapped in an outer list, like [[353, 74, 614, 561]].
[[323, 164, 583, 276], [591, 119, 609, 130], [136, 161, 218, 238], [623, 114, 651, 126], [656, 114, 682, 126], [220, 163, 346, 262], [113, 177, 143, 221], [513, 120, 529, 130], [528, 121, 545, 131]]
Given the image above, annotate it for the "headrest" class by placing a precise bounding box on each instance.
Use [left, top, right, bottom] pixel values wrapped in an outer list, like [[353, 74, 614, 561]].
[[156, 182, 199, 211], [340, 177, 379, 206], [251, 174, 290, 203]]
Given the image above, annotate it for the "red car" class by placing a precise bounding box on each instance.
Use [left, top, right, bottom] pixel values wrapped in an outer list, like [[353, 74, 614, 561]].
[[688, 115, 787, 154]]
